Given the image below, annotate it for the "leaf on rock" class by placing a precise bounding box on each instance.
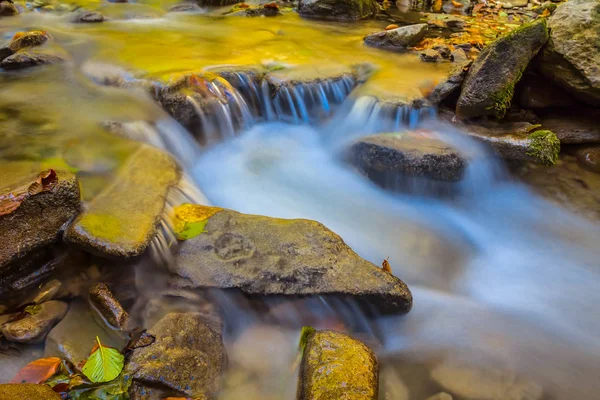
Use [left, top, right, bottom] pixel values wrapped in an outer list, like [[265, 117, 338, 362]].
[[82, 336, 125, 383], [10, 357, 62, 384], [0, 169, 58, 216], [24, 304, 42, 316], [172, 204, 223, 240]]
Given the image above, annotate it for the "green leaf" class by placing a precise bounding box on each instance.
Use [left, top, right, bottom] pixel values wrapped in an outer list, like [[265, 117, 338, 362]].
[[82, 337, 125, 383], [298, 326, 316, 353], [24, 305, 41, 316]]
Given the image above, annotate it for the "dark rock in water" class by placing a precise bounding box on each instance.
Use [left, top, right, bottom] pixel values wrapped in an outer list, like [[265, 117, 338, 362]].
[[0, 0, 18, 16], [125, 312, 226, 400], [65, 145, 180, 259], [347, 132, 467, 181], [45, 299, 127, 365], [299, 330, 378, 400], [518, 74, 574, 109], [89, 283, 129, 330], [74, 10, 105, 22], [169, 2, 203, 12], [427, 61, 471, 105], [420, 48, 441, 62], [0, 51, 64, 70], [1, 300, 68, 344], [0, 31, 50, 62], [364, 24, 428, 50], [433, 44, 451, 59], [0, 384, 61, 399], [229, 3, 281, 17], [540, 111, 600, 144], [575, 146, 600, 173], [170, 206, 412, 315], [297, 0, 378, 21], [539, 0, 600, 106], [451, 48, 468, 63], [0, 166, 80, 271], [198, 0, 240, 6], [456, 19, 549, 119]]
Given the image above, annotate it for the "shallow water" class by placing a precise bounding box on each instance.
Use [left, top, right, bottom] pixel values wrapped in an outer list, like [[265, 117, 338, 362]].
[[1, 2, 600, 400]]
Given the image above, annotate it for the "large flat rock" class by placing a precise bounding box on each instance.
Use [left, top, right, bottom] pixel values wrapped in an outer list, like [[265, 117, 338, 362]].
[[170, 206, 412, 315], [65, 145, 180, 259], [0, 384, 61, 399]]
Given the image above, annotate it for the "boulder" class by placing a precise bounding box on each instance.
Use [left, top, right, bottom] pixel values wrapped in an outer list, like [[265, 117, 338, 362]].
[[346, 132, 467, 181], [125, 312, 226, 400], [297, 0, 378, 21], [363, 24, 428, 50], [0, 166, 80, 271], [65, 145, 180, 259], [427, 60, 472, 105], [518, 74, 575, 109], [456, 19, 549, 119], [299, 330, 378, 400], [0, 31, 50, 62], [170, 206, 412, 315], [198, 0, 240, 5], [540, 111, 600, 144], [0, 384, 61, 399], [539, 0, 600, 105], [1, 301, 68, 344], [575, 145, 600, 173], [0, 51, 64, 70]]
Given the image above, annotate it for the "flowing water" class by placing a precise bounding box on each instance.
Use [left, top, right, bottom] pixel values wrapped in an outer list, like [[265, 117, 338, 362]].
[[1, 4, 600, 400]]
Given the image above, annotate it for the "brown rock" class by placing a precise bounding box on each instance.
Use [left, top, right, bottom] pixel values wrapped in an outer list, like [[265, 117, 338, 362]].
[[1, 301, 68, 344], [0, 384, 61, 399], [575, 146, 600, 173], [89, 283, 129, 329]]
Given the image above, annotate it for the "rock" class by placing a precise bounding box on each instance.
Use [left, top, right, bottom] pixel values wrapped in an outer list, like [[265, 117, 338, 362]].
[[169, 2, 203, 12], [0, 0, 18, 16], [45, 300, 126, 365], [518, 74, 574, 109], [0, 31, 50, 62], [0, 51, 64, 70], [298, 330, 378, 400], [427, 393, 453, 400], [364, 24, 428, 50], [1, 301, 68, 344], [89, 283, 129, 330], [539, 0, 600, 106], [540, 110, 600, 144], [433, 44, 452, 59], [74, 10, 105, 22], [169, 206, 413, 315], [297, 0, 378, 21], [198, 0, 240, 5], [430, 362, 543, 400], [451, 48, 468, 63], [65, 145, 180, 259], [0, 383, 61, 399], [575, 146, 600, 173], [0, 166, 80, 271], [420, 48, 441, 62], [503, 0, 528, 7], [347, 132, 467, 181], [125, 312, 226, 400], [427, 60, 472, 105], [456, 19, 549, 119]]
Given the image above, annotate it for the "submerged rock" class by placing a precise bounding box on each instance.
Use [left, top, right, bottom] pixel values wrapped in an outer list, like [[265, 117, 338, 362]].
[[456, 19, 549, 119], [347, 132, 467, 181], [539, 0, 600, 106], [89, 283, 129, 330], [575, 146, 600, 173], [363, 24, 428, 50], [0, 166, 80, 271], [73, 10, 105, 22], [0, 384, 61, 399], [169, 2, 203, 12], [0, 31, 50, 62], [299, 330, 378, 400], [125, 312, 226, 400], [0, 51, 64, 70], [65, 145, 180, 259], [297, 0, 378, 21], [170, 206, 412, 315], [1, 301, 68, 344]]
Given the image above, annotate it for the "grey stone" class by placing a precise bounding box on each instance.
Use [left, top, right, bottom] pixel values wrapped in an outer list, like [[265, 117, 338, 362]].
[[451, 48, 469, 63], [364, 24, 428, 50], [540, 111, 600, 144], [169, 2, 203, 12], [297, 0, 378, 21], [75, 11, 105, 22], [1, 300, 68, 344], [169, 207, 413, 315], [0, 31, 49, 62], [0, 51, 64, 70]]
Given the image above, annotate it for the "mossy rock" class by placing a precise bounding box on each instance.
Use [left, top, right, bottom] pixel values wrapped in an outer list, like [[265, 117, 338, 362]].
[[526, 130, 560, 166], [297, 0, 378, 21], [0, 384, 62, 399], [298, 330, 378, 400], [456, 19, 549, 119]]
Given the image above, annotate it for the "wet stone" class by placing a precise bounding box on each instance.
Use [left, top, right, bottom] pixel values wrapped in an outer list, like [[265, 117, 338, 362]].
[[89, 283, 129, 330], [297, 0, 378, 21], [420, 48, 441, 62], [298, 330, 378, 400], [65, 145, 180, 259], [0, 51, 64, 70], [0, 383, 61, 399], [74, 10, 105, 22], [0, 0, 18, 16], [540, 110, 600, 144], [0, 31, 50, 62], [1, 300, 68, 344], [170, 206, 412, 315], [575, 146, 600, 173], [364, 24, 428, 50], [169, 2, 203, 12], [125, 312, 226, 400]]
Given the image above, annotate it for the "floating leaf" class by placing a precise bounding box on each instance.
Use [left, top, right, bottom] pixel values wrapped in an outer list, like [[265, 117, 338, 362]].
[[11, 357, 62, 384], [172, 204, 223, 240], [82, 337, 125, 383]]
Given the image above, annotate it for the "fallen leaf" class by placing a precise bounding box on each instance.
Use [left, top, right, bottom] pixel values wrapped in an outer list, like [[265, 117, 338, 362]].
[[472, 3, 484, 14], [263, 2, 278, 9], [540, 8, 550, 17], [11, 357, 62, 384], [382, 257, 392, 273], [0, 169, 58, 216], [172, 204, 223, 240], [385, 24, 398, 30], [82, 336, 124, 383]]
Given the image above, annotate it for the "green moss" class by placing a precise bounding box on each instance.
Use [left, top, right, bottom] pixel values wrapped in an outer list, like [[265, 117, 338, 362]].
[[298, 326, 316, 353], [526, 130, 560, 166]]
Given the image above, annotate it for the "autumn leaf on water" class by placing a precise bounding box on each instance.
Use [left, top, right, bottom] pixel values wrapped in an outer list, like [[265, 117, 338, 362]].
[[10, 357, 62, 384], [82, 336, 124, 383]]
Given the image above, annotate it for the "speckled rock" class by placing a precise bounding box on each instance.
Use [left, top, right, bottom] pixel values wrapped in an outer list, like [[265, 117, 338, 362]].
[[1, 300, 68, 344], [456, 19, 549, 119], [364, 24, 428, 50], [347, 132, 467, 181], [0, 383, 62, 399], [0, 51, 64, 70], [89, 283, 129, 330], [0, 31, 49, 62], [125, 312, 226, 400], [65, 145, 180, 259], [298, 330, 378, 400], [170, 206, 413, 315], [297, 0, 378, 21], [427, 60, 472, 105]]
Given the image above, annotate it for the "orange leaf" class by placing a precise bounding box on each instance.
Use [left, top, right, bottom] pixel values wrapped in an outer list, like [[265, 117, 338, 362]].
[[385, 24, 399, 30], [540, 8, 550, 17], [10, 357, 62, 384], [263, 2, 279, 9], [382, 257, 392, 273]]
